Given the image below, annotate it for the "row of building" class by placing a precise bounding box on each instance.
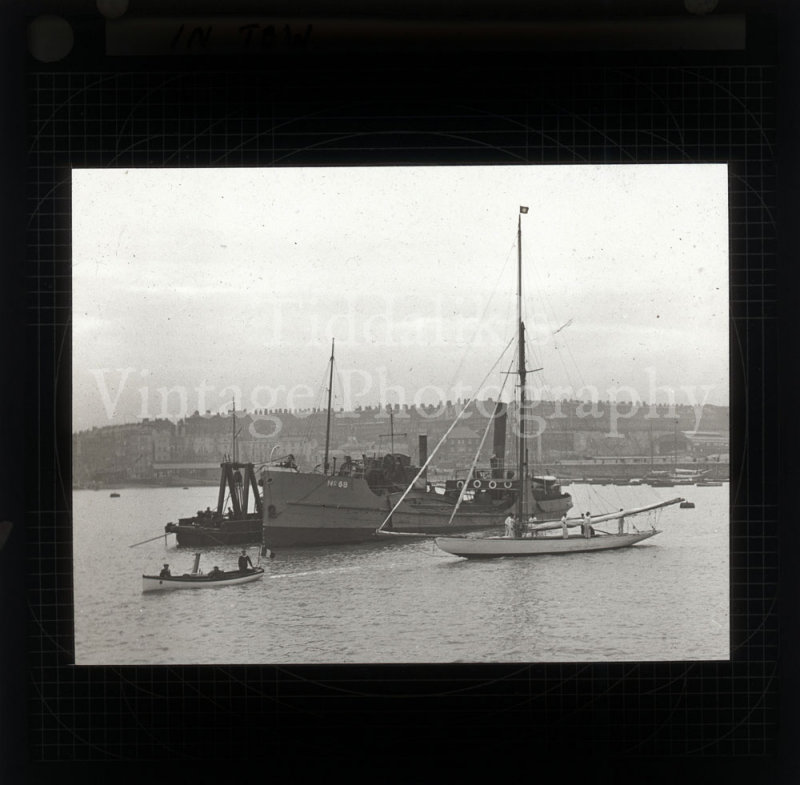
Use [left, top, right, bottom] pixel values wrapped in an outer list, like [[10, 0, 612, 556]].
[[72, 398, 729, 486]]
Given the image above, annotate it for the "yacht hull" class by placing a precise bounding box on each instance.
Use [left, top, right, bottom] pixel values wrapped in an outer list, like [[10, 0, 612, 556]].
[[434, 530, 660, 558]]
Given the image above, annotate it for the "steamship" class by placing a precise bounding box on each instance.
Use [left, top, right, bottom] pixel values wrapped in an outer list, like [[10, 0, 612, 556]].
[[261, 398, 572, 548]]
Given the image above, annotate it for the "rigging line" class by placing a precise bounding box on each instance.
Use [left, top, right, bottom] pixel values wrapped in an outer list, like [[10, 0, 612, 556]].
[[446, 355, 515, 526], [528, 291, 584, 398], [448, 235, 517, 397], [301, 359, 332, 447], [521, 248, 587, 394], [376, 333, 516, 535]]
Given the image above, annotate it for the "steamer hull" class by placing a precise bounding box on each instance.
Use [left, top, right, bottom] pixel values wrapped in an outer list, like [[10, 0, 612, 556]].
[[260, 460, 572, 548], [261, 470, 514, 547]]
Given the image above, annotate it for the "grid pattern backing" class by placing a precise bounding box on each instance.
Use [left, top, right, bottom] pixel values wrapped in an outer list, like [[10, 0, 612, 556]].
[[27, 65, 777, 761]]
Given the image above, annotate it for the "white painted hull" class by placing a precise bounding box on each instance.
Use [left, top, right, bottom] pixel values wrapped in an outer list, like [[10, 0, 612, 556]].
[[142, 568, 264, 592], [434, 530, 660, 558]]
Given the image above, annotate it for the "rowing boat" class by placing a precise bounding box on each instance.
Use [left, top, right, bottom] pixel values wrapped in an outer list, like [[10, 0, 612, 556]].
[[142, 566, 264, 592]]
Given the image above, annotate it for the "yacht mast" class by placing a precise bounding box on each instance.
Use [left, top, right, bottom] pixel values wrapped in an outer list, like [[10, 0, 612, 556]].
[[517, 206, 529, 521], [323, 338, 335, 475]]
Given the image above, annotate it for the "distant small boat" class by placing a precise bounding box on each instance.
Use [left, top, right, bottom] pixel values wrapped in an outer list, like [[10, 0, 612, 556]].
[[696, 481, 722, 487], [680, 501, 696, 509], [110, 492, 120, 498]]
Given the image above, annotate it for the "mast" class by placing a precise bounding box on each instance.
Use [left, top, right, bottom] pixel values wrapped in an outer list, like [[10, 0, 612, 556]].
[[517, 206, 529, 521], [673, 418, 678, 469], [323, 338, 335, 475], [231, 397, 237, 463]]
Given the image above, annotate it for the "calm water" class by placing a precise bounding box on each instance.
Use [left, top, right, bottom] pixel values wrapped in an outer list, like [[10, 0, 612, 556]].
[[73, 483, 729, 664]]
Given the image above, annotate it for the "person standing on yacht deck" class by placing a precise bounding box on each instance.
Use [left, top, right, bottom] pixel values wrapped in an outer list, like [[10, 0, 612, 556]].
[[617, 508, 625, 535], [560, 514, 569, 539], [504, 514, 515, 538], [582, 512, 593, 538]]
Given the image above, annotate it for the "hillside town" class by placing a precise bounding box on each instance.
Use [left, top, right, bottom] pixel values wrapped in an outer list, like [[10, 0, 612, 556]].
[[73, 397, 729, 487]]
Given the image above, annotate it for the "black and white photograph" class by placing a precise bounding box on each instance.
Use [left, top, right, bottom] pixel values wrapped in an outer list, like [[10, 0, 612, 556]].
[[72, 163, 729, 665]]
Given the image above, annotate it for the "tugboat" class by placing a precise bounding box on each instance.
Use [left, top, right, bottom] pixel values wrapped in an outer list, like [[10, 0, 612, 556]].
[[164, 401, 264, 547]]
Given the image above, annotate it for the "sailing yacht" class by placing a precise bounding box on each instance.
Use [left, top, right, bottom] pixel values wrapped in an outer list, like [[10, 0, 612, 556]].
[[383, 207, 684, 558]]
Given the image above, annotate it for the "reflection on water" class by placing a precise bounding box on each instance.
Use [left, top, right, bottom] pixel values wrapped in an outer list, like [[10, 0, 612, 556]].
[[73, 483, 729, 665]]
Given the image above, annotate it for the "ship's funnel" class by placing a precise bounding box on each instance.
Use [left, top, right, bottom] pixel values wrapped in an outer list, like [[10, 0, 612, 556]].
[[492, 402, 507, 477], [418, 434, 428, 480]]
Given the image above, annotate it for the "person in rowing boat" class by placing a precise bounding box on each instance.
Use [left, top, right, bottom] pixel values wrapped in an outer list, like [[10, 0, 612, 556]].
[[238, 549, 254, 572], [159, 564, 171, 577], [209, 565, 223, 578]]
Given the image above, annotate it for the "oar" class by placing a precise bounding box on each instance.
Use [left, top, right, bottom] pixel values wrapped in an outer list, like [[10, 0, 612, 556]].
[[129, 532, 170, 548]]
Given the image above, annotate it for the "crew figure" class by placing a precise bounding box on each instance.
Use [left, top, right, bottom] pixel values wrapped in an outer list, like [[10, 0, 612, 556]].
[[561, 514, 569, 539], [159, 564, 171, 577], [618, 508, 625, 535], [582, 512, 593, 538], [238, 549, 254, 572], [504, 514, 515, 538]]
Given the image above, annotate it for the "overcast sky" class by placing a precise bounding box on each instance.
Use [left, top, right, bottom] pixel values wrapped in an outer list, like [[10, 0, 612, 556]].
[[72, 164, 729, 431]]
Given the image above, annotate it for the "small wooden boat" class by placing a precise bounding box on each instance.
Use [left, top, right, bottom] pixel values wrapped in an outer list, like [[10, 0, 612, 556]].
[[142, 568, 264, 592], [680, 500, 696, 508], [110, 492, 120, 498], [142, 552, 264, 592]]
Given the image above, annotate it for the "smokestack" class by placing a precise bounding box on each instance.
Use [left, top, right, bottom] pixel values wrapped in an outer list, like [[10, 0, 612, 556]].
[[492, 402, 507, 477], [418, 434, 428, 480]]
